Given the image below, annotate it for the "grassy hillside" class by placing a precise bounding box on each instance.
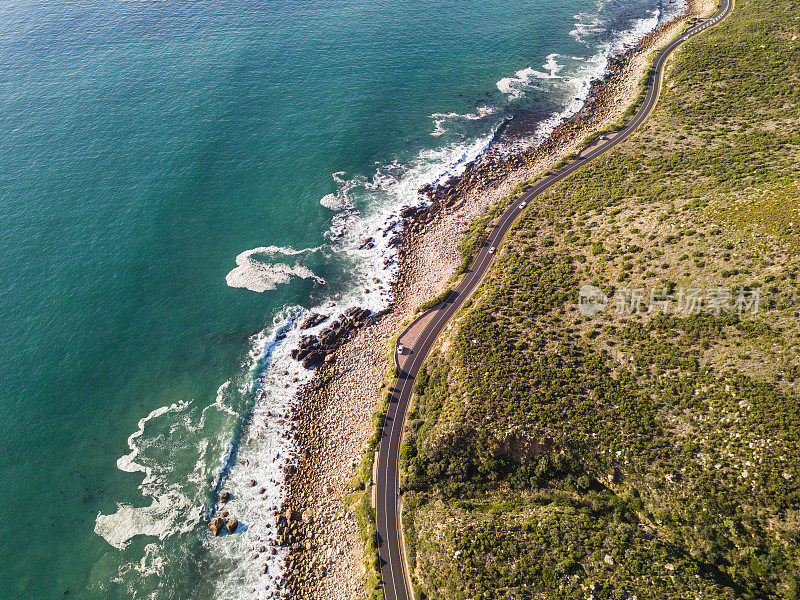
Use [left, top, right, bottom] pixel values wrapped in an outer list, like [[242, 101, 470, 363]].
[[400, 1, 800, 599]]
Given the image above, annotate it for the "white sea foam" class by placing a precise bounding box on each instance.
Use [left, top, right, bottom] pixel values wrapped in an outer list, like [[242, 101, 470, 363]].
[[320, 171, 361, 211], [311, 129, 495, 314], [571, 12, 603, 45], [95, 489, 198, 550], [225, 246, 326, 293], [429, 105, 497, 136], [89, 321, 272, 600], [134, 544, 166, 578], [208, 308, 314, 600], [336, 132, 495, 313], [496, 54, 566, 100], [116, 401, 189, 484], [95, 400, 208, 552], [95, 330, 270, 561], [496, 67, 536, 100], [210, 381, 237, 419]]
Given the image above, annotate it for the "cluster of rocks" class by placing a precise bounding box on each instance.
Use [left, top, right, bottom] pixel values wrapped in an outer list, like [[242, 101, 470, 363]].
[[290, 307, 383, 369], [208, 515, 239, 536], [300, 313, 329, 330], [358, 237, 375, 251], [208, 489, 239, 536], [276, 508, 324, 588], [275, 306, 397, 600]]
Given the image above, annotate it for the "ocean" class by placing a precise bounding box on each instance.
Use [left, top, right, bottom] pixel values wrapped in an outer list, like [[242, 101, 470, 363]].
[[0, 0, 684, 597]]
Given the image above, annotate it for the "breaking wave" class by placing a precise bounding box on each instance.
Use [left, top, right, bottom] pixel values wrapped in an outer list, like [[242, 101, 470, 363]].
[[494, 0, 686, 149]]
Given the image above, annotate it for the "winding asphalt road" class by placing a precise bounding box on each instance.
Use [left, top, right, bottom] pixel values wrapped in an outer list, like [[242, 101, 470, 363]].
[[375, 2, 733, 598]]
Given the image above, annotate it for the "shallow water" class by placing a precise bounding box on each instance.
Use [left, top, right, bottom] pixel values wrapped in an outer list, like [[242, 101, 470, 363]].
[[0, 0, 683, 597]]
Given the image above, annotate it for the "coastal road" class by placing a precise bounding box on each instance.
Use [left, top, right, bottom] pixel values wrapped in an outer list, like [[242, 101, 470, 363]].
[[375, 1, 733, 599]]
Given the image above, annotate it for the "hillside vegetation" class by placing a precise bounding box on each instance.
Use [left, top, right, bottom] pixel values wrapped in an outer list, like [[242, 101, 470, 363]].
[[400, 1, 800, 599]]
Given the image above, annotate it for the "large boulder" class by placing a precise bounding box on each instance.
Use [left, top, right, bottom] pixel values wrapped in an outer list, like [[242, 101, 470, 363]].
[[209, 517, 224, 536], [302, 351, 326, 369], [226, 519, 239, 534]]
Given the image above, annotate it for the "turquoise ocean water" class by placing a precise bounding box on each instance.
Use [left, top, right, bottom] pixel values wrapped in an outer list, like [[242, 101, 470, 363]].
[[0, 0, 684, 597]]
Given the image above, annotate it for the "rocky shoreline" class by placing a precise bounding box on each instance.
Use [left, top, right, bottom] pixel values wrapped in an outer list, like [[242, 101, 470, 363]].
[[260, 2, 717, 599]]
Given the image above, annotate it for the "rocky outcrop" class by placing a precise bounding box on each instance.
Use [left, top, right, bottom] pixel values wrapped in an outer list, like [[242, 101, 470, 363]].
[[301, 313, 329, 330], [226, 519, 239, 534], [291, 307, 384, 369]]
